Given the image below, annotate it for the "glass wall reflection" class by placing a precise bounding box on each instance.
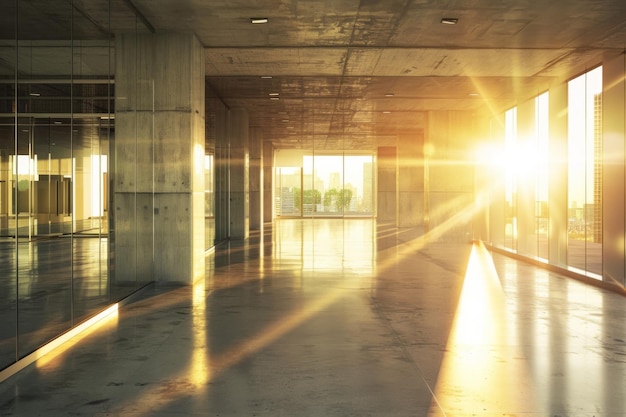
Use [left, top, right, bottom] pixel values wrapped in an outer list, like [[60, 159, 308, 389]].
[[0, 0, 161, 372]]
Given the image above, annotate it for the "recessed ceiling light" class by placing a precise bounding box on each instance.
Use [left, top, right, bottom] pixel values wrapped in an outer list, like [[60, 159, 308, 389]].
[[270, 97, 280, 101], [251, 17, 268, 24], [29, 92, 40, 97], [281, 119, 289, 122], [469, 93, 479, 97], [385, 93, 394, 97], [441, 17, 459, 25], [261, 76, 273, 79], [54, 121, 62, 124], [383, 111, 391, 114], [269, 92, 280, 96]]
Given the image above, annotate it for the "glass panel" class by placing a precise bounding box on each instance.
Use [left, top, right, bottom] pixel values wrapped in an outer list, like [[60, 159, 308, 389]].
[[315, 155, 344, 216], [504, 107, 517, 250], [344, 155, 374, 216], [302, 156, 319, 216], [71, 2, 112, 322], [0, 0, 163, 369], [567, 67, 603, 276], [535, 93, 549, 260], [0, 2, 16, 368], [275, 167, 301, 217], [16, 0, 74, 356]]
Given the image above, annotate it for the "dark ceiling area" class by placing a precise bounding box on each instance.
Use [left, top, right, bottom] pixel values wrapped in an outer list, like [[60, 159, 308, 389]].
[[1, 0, 626, 150]]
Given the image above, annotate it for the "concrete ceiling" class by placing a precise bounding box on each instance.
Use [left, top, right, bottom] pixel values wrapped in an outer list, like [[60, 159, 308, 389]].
[[2, 0, 626, 150]]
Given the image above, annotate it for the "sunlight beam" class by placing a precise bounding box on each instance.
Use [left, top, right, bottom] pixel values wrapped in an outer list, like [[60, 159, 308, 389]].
[[429, 241, 537, 415]]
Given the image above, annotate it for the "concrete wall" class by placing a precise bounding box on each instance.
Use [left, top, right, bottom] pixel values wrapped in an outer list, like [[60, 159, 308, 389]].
[[227, 108, 249, 239], [249, 128, 263, 231], [397, 132, 424, 228], [377, 146, 397, 222], [426, 111, 476, 242]]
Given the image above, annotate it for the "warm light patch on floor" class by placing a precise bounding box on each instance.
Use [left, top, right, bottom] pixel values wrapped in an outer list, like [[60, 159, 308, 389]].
[[0, 303, 119, 382], [429, 241, 536, 416]]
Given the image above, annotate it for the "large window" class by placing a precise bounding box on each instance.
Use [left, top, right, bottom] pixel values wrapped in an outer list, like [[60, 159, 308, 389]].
[[535, 92, 549, 260], [502, 96, 549, 258], [274, 152, 375, 218], [504, 107, 517, 250], [567, 67, 603, 276], [275, 166, 302, 217]]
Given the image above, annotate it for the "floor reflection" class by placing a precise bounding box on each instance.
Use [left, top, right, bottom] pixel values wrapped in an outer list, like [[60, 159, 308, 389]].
[[0, 235, 140, 370], [1, 219, 626, 417]]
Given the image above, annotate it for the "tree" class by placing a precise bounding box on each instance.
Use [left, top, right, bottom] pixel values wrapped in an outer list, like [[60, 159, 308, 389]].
[[323, 188, 353, 212], [337, 188, 353, 211], [323, 188, 338, 210], [293, 188, 322, 210], [293, 187, 301, 210], [303, 189, 321, 205]]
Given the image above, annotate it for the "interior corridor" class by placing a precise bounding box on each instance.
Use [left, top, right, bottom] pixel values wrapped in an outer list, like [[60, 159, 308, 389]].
[[0, 218, 625, 416]]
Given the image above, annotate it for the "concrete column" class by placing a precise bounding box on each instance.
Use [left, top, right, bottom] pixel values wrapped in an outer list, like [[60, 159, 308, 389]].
[[263, 141, 273, 223], [516, 98, 536, 256], [548, 83, 569, 268], [214, 105, 229, 242], [249, 128, 263, 231], [602, 53, 626, 286], [397, 132, 424, 228], [228, 108, 249, 239], [115, 32, 205, 284], [426, 111, 475, 242], [377, 146, 397, 222]]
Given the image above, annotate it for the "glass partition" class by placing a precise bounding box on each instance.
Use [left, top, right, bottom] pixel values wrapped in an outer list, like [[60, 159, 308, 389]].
[[0, 32, 17, 369], [0, 0, 154, 372], [15, 1, 76, 357]]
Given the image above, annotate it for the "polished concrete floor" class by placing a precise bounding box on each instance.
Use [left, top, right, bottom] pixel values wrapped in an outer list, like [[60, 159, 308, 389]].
[[1, 218, 625, 416]]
